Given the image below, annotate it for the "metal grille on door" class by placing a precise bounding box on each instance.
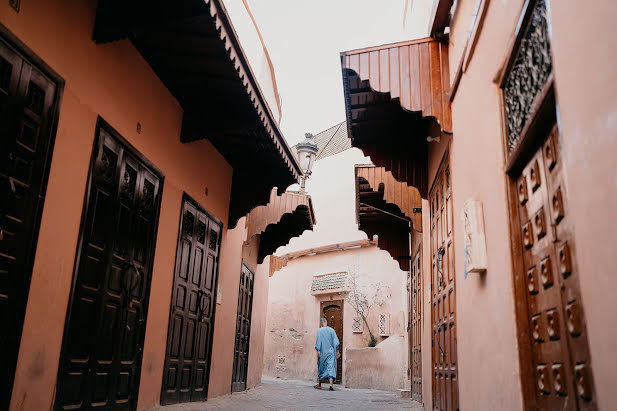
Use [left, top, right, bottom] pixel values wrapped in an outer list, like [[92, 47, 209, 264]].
[[515, 125, 596, 410], [430, 159, 458, 411]]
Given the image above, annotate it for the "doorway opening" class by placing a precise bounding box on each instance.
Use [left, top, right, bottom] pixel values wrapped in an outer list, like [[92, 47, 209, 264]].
[[320, 300, 344, 384]]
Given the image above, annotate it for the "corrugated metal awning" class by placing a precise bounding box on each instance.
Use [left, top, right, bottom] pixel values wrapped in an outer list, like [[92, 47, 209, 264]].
[[341, 38, 451, 198], [246, 189, 315, 263]]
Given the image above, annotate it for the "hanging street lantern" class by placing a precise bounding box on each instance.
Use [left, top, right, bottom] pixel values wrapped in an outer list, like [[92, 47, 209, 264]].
[[296, 132, 318, 194]]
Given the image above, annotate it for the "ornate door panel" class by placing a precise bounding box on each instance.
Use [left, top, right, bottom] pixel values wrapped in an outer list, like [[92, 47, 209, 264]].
[[231, 263, 254, 392], [515, 125, 596, 409], [321, 300, 343, 383], [161, 197, 221, 405], [430, 159, 457, 411], [56, 123, 162, 410], [0, 36, 61, 409], [411, 249, 422, 402]]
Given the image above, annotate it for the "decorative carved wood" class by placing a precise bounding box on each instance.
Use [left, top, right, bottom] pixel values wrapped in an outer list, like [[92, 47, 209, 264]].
[[161, 196, 221, 405], [514, 125, 596, 409], [92, 0, 302, 229], [356, 165, 422, 232], [503, 0, 552, 154], [0, 35, 61, 410], [341, 38, 452, 132], [246, 189, 315, 263], [411, 249, 423, 402], [430, 157, 458, 411], [56, 122, 163, 410]]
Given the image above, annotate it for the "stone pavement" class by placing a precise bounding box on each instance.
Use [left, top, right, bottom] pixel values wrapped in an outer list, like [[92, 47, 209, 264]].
[[154, 378, 423, 411]]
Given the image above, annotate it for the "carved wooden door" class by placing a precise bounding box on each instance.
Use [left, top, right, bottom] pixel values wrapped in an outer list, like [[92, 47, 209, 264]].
[[161, 197, 221, 405], [0, 36, 61, 410], [321, 301, 343, 383], [411, 249, 422, 402], [515, 125, 595, 409], [56, 123, 162, 410], [430, 159, 458, 411], [231, 263, 254, 392]]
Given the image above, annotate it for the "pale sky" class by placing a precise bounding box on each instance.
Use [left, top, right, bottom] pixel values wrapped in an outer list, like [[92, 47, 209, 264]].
[[248, 0, 431, 146]]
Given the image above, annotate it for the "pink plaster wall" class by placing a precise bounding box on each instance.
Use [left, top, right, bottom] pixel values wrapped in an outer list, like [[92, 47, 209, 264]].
[[344, 336, 408, 391], [548, 1, 617, 406], [263, 246, 408, 390], [0, 2, 240, 409], [418, 0, 617, 409]]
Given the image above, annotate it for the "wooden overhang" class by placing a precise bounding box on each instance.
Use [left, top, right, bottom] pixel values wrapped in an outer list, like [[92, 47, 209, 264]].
[[341, 38, 451, 198], [92, 0, 301, 228], [355, 165, 415, 271], [246, 189, 315, 264]]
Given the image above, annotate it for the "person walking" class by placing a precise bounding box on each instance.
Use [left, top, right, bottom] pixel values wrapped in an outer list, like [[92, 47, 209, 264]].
[[314, 317, 340, 391]]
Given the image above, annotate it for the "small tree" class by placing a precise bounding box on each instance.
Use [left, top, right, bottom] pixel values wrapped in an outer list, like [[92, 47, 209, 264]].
[[346, 272, 389, 347]]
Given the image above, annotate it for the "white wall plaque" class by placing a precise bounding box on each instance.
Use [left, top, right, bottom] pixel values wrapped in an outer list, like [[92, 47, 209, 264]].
[[216, 284, 223, 305], [461, 199, 488, 274]]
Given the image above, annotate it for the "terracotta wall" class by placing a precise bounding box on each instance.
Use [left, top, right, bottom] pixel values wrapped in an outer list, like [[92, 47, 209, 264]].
[[207, 218, 244, 398], [0, 2, 242, 410], [263, 246, 408, 389]]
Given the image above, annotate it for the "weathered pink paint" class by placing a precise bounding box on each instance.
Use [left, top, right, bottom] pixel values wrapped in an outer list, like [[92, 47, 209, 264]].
[[345, 336, 408, 391], [263, 148, 410, 391], [264, 246, 408, 390]]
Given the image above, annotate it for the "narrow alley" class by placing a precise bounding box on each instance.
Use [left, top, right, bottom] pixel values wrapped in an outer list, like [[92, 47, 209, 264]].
[[155, 378, 421, 411], [1, 0, 616, 410]]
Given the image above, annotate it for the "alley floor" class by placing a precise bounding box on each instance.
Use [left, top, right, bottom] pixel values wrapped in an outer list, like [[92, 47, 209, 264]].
[[155, 378, 423, 410]]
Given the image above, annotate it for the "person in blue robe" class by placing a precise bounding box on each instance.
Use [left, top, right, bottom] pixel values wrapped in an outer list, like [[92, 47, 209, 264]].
[[314, 317, 340, 391]]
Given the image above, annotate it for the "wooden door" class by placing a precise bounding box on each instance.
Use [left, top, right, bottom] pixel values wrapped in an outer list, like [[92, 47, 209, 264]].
[[411, 249, 422, 402], [231, 263, 255, 392], [514, 125, 595, 409], [161, 196, 221, 405], [0, 35, 61, 409], [321, 301, 343, 383], [430, 158, 458, 411], [55, 122, 162, 410]]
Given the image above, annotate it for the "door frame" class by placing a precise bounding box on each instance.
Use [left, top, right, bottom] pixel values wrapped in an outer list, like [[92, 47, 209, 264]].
[[0, 22, 64, 408], [410, 245, 422, 402], [56, 117, 164, 409], [320, 299, 344, 384], [160, 192, 223, 404], [497, 2, 560, 409], [231, 261, 255, 393], [429, 150, 458, 410]]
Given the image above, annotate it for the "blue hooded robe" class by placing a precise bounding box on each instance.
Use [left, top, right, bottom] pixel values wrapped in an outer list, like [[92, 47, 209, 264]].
[[315, 325, 340, 381]]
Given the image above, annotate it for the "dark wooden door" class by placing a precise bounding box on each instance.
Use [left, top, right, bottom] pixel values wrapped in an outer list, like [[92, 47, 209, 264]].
[[515, 125, 595, 409], [411, 249, 422, 402], [321, 301, 343, 383], [231, 263, 255, 392], [55, 122, 162, 410], [161, 197, 221, 405], [0, 36, 61, 410], [430, 159, 458, 411]]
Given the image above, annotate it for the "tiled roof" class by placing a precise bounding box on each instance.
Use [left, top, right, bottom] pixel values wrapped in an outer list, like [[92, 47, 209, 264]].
[[311, 272, 349, 293], [292, 121, 351, 162]]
